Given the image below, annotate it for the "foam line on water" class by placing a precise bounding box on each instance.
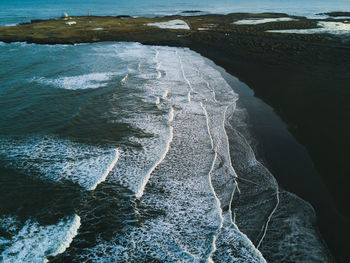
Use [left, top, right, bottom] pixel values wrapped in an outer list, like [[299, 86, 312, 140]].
[[154, 48, 169, 98], [1, 214, 81, 262], [207, 150, 224, 259], [157, 67, 162, 79], [177, 50, 193, 102], [177, 48, 265, 261], [154, 48, 159, 60], [256, 190, 280, 249], [257, 190, 334, 262], [47, 214, 81, 258], [223, 104, 238, 181], [224, 101, 282, 249], [154, 48, 162, 80], [220, 93, 269, 261], [162, 89, 169, 99], [120, 73, 129, 84], [193, 62, 218, 102], [155, 97, 160, 105], [105, 46, 175, 196], [233, 130, 280, 249], [135, 106, 174, 198], [32, 72, 116, 90], [89, 149, 120, 191], [0, 136, 120, 191], [204, 98, 265, 261], [200, 102, 215, 149], [1, 23, 18, 27], [200, 101, 225, 262]]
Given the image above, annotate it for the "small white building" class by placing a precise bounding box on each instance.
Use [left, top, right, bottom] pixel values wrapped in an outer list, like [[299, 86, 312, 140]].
[[66, 21, 76, 26]]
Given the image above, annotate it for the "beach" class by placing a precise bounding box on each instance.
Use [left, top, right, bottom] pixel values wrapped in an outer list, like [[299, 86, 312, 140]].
[[1, 11, 350, 262]]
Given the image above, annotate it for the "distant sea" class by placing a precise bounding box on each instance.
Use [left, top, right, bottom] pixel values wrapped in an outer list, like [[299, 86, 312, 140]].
[[0, 0, 350, 26], [0, 0, 348, 262]]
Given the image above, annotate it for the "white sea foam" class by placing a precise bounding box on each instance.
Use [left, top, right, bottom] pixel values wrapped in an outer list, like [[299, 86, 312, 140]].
[[1, 214, 80, 262], [33, 72, 115, 90], [74, 46, 265, 263], [233, 17, 297, 25], [120, 73, 129, 84], [134, 107, 174, 198], [0, 136, 119, 190], [90, 149, 120, 190], [0, 41, 332, 262], [93, 46, 172, 199], [147, 19, 190, 30], [177, 50, 193, 102], [1, 23, 18, 27], [178, 50, 266, 262], [77, 47, 223, 262], [267, 21, 350, 35], [113, 42, 153, 61]]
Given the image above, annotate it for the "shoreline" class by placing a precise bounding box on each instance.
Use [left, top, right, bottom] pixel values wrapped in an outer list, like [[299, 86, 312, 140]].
[[216, 63, 350, 262], [1, 12, 350, 262]]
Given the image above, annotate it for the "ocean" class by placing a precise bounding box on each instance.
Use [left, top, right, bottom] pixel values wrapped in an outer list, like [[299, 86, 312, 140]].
[[0, 0, 350, 26], [0, 0, 348, 262]]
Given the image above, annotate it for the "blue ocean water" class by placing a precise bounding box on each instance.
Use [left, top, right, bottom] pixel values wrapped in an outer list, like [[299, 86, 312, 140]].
[[0, 0, 349, 26], [0, 1, 346, 262]]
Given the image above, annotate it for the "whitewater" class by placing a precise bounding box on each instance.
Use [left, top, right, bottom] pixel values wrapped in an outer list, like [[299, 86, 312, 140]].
[[0, 42, 333, 262]]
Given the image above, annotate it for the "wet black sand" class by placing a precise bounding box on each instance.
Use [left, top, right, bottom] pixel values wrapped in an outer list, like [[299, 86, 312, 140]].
[[216, 65, 350, 263]]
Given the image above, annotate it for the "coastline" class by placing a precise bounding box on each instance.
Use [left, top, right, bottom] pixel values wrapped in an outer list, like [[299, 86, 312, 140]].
[[1, 12, 350, 262], [216, 63, 350, 262]]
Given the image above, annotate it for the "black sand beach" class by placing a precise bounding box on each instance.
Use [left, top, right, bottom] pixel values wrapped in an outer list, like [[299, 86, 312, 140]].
[[218, 65, 350, 263], [1, 12, 350, 262]]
